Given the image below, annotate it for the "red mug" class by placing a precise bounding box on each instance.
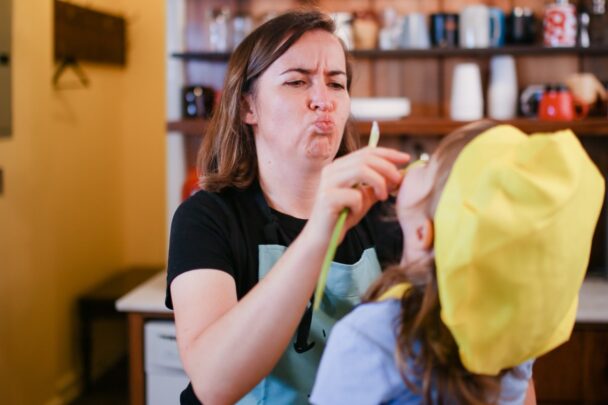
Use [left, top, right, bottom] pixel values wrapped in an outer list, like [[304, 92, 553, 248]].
[[539, 84, 586, 121]]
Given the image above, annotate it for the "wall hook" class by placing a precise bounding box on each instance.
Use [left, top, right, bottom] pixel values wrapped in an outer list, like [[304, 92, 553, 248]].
[[53, 56, 89, 89]]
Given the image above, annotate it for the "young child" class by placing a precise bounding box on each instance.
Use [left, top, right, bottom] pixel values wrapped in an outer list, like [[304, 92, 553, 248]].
[[310, 121, 605, 404]]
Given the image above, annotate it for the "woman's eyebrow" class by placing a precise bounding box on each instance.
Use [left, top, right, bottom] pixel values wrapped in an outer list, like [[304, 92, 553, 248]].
[[279, 67, 346, 77]]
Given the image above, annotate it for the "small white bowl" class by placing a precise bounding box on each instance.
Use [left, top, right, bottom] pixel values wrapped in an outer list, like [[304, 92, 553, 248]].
[[350, 97, 411, 121]]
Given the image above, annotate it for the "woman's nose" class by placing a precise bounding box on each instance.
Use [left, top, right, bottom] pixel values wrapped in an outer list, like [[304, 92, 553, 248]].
[[309, 83, 334, 112]]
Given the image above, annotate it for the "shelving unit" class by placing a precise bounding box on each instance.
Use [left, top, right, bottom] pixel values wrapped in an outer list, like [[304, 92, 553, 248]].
[[171, 44, 608, 136], [163, 1, 608, 404]]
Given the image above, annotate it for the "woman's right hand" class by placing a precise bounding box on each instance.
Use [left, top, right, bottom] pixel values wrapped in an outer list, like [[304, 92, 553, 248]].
[[306, 146, 410, 245]]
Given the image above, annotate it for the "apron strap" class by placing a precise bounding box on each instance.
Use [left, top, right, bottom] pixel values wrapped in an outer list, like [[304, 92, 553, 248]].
[[253, 182, 290, 246], [253, 181, 317, 353], [294, 299, 316, 353]]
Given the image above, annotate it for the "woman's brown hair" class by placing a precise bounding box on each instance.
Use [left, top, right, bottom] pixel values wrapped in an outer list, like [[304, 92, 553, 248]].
[[364, 120, 511, 404], [198, 9, 359, 192]]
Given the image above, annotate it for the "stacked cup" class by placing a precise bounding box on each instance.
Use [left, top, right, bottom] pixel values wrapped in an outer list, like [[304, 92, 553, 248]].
[[450, 63, 484, 120]]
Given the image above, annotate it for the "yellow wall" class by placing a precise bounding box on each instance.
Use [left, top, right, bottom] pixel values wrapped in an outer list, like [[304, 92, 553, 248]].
[[0, 0, 165, 403]]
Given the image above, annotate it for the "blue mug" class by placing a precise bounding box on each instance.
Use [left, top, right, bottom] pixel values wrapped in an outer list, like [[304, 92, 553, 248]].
[[489, 7, 506, 47]]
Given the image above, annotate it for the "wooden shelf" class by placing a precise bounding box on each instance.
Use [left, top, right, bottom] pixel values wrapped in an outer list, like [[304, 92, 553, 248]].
[[168, 117, 608, 137], [167, 118, 208, 135], [171, 51, 231, 62], [171, 45, 608, 62], [356, 118, 608, 136], [351, 45, 608, 59]]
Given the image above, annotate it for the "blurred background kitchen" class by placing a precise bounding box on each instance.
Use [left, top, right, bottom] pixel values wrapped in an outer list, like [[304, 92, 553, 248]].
[[1, 0, 607, 404]]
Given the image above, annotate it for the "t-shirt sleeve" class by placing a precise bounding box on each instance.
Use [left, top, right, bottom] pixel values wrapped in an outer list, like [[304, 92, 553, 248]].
[[310, 315, 403, 405], [499, 360, 534, 405], [166, 191, 236, 309]]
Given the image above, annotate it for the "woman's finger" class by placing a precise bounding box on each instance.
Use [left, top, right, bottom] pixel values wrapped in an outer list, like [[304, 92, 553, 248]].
[[323, 151, 407, 192]]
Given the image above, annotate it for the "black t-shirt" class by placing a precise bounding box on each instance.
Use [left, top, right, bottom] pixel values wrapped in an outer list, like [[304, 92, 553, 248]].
[[166, 183, 402, 404]]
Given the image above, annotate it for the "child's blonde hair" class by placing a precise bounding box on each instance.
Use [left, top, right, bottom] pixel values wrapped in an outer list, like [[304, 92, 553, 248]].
[[364, 120, 505, 405]]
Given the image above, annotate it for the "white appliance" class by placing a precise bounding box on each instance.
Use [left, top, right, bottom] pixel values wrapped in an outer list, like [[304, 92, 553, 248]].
[[144, 320, 189, 405]]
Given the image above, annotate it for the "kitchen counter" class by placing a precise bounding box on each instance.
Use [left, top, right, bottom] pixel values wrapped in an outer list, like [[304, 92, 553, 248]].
[[115, 271, 608, 405], [116, 271, 171, 314], [116, 271, 608, 322]]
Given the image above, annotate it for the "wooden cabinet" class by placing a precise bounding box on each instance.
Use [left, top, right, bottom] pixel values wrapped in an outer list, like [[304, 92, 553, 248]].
[[534, 324, 608, 404]]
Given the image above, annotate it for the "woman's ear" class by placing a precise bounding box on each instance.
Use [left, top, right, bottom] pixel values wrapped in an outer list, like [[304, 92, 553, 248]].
[[242, 94, 257, 125]]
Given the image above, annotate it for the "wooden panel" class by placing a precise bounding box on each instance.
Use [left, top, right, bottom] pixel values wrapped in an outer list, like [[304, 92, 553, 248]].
[[442, 0, 478, 13], [582, 328, 608, 401], [534, 331, 584, 402], [582, 56, 608, 82], [372, 0, 440, 14], [128, 313, 145, 405], [488, 0, 513, 12], [580, 138, 608, 274], [402, 59, 441, 116], [517, 56, 579, 86], [185, 136, 203, 169], [249, 0, 299, 17], [317, 0, 373, 13], [373, 60, 403, 96], [350, 59, 373, 97]]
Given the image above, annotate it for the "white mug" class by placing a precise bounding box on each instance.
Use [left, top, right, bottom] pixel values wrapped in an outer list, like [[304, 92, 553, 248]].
[[400, 12, 430, 49], [488, 55, 518, 120], [450, 63, 484, 121], [460, 5, 490, 48], [331, 12, 355, 50]]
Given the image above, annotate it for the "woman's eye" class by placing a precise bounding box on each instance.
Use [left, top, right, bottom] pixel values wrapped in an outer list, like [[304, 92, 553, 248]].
[[329, 82, 346, 90], [286, 80, 306, 87]]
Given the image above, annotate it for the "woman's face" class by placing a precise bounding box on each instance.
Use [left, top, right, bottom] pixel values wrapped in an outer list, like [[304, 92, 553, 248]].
[[244, 29, 350, 166]]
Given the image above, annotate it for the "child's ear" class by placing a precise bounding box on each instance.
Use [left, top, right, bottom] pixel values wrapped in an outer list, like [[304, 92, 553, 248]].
[[242, 94, 257, 125], [416, 217, 434, 250]]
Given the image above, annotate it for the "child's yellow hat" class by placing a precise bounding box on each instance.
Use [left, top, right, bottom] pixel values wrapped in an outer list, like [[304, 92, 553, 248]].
[[434, 125, 605, 375]]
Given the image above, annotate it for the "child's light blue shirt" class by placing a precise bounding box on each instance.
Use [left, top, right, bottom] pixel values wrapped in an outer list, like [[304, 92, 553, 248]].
[[311, 300, 533, 405]]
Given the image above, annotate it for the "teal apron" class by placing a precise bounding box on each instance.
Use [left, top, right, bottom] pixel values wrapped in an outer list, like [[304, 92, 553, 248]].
[[236, 190, 382, 404]]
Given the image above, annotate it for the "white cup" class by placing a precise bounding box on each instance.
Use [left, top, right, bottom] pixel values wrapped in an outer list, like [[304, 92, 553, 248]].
[[400, 12, 430, 49], [460, 5, 490, 48], [450, 63, 484, 121], [332, 12, 355, 50], [488, 55, 518, 120]]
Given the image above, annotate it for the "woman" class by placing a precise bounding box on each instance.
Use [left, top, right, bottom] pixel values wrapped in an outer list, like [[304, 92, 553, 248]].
[[311, 122, 604, 404], [167, 10, 410, 405]]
